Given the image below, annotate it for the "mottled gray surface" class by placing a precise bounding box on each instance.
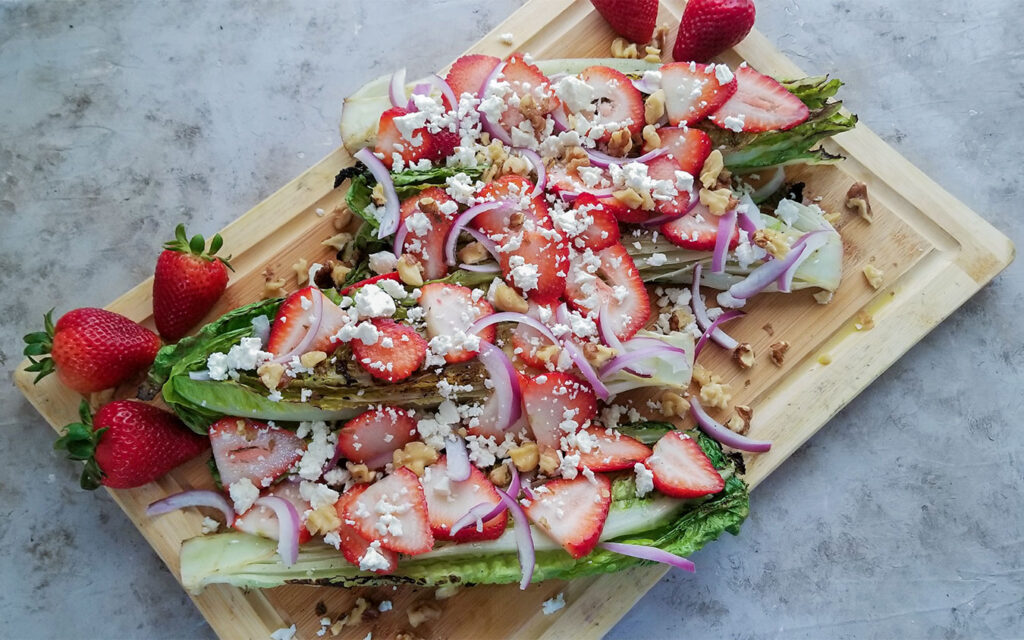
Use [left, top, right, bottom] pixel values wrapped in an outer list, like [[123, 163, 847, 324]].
[[0, 1, 1020, 638]]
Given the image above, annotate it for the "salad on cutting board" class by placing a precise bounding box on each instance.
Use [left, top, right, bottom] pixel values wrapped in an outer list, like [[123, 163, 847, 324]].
[[24, 0, 869, 631]]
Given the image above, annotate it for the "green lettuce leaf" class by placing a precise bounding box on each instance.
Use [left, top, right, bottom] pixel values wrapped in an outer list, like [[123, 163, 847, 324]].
[[179, 431, 748, 592]]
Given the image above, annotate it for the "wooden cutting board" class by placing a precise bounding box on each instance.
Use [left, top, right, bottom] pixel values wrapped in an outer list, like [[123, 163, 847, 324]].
[[13, 0, 1014, 638]]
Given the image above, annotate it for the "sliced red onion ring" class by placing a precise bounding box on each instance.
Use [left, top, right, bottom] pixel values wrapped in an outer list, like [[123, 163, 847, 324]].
[[477, 341, 523, 431], [450, 500, 506, 537], [469, 312, 558, 345], [353, 148, 400, 239], [599, 345, 686, 379], [724, 230, 829, 302], [694, 310, 745, 358], [445, 435, 471, 482], [690, 396, 772, 453], [599, 541, 695, 572], [563, 338, 610, 400], [392, 219, 409, 257], [521, 483, 536, 501], [479, 62, 513, 145], [496, 487, 535, 590], [737, 209, 762, 236], [777, 230, 830, 293], [691, 263, 739, 351], [458, 263, 501, 273], [146, 489, 236, 526], [630, 76, 660, 94], [444, 200, 510, 266], [750, 166, 786, 202], [550, 107, 570, 133], [641, 190, 700, 227], [598, 303, 652, 377], [585, 146, 668, 168], [711, 209, 737, 273], [406, 82, 432, 110], [253, 495, 301, 566], [464, 227, 500, 257], [515, 148, 546, 195], [508, 462, 522, 498], [388, 68, 407, 108], [430, 74, 458, 109], [272, 289, 324, 364]]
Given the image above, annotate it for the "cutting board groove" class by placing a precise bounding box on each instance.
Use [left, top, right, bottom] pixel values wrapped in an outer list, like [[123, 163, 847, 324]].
[[13, 0, 1013, 638]]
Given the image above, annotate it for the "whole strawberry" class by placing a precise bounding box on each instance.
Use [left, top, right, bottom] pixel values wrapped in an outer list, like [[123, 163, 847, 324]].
[[673, 0, 756, 63], [590, 0, 658, 44], [55, 400, 209, 490], [153, 224, 232, 342], [23, 308, 161, 393]]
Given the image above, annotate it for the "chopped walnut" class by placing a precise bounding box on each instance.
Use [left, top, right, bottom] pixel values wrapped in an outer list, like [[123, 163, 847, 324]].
[[395, 634, 424, 640], [371, 182, 387, 206], [508, 211, 526, 229], [305, 503, 341, 535], [457, 241, 489, 265], [607, 128, 633, 157], [823, 210, 842, 225], [652, 24, 670, 50], [538, 447, 559, 475], [769, 341, 790, 367], [488, 464, 510, 488], [292, 258, 309, 285], [863, 264, 884, 289], [845, 182, 872, 222], [346, 462, 377, 484], [735, 404, 753, 429], [583, 342, 617, 369], [322, 232, 353, 252], [534, 344, 561, 365], [726, 415, 749, 435], [669, 308, 695, 332], [643, 45, 662, 63], [733, 343, 755, 369], [257, 362, 285, 389], [564, 145, 591, 175], [509, 441, 540, 472], [500, 154, 530, 177], [610, 37, 639, 59], [262, 276, 288, 299], [407, 602, 441, 628], [761, 322, 775, 336], [692, 363, 714, 387], [493, 280, 529, 313], [813, 290, 834, 305], [753, 228, 790, 259], [641, 123, 662, 151], [299, 350, 328, 368], [613, 187, 645, 210], [699, 150, 725, 189], [397, 254, 425, 287], [699, 187, 734, 216], [331, 263, 352, 287], [333, 207, 353, 231], [854, 310, 875, 331], [393, 441, 439, 476], [644, 92, 666, 127], [333, 597, 371, 633], [659, 390, 690, 418], [699, 381, 732, 410]]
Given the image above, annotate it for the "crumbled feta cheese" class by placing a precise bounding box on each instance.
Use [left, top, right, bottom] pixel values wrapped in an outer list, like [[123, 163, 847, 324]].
[[542, 592, 566, 615], [354, 284, 397, 318], [674, 170, 694, 193], [200, 516, 220, 534], [634, 462, 654, 497], [722, 114, 745, 132], [359, 540, 392, 572], [379, 600, 393, 612], [646, 253, 667, 267], [206, 337, 273, 381], [714, 64, 734, 84], [775, 198, 801, 226], [507, 255, 540, 292], [270, 625, 297, 640], [558, 451, 581, 479], [228, 478, 259, 514], [300, 480, 340, 510], [368, 251, 398, 275], [297, 421, 337, 481]]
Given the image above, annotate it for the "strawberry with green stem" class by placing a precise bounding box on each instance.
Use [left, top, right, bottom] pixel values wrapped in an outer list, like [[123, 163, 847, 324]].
[[153, 223, 233, 342]]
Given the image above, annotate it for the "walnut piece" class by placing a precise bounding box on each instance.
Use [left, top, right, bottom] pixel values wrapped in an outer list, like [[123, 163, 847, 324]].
[[643, 45, 662, 63], [845, 182, 873, 222], [659, 390, 691, 418], [863, 264, 884, 289], [322, 232, 353, 252], [644, 92, 666, 127], [613, 187, 644, 210], [813, 290, 834, 305], [509, 441, 540, 472], [610, 37, 639, 59], [769, 341, 790, 367], [583, 343, 617, 369], [606, 128, 633, 157], [488, 464, 510, 487], [435, 584, 461, 600], [257, 362, 285, 389], [299, 350, 328, 368], [407, 602, 441, 628], [397, 253, 425, 286], [538, 447, 559, 475], [493, 280, 529, 313], [699, 187, 734, 216], [331, 263, 352, 287], [262, 276, 287, 299], [457, 241, 489, 265], [753, 228, 790, 258], [641, 123, 662, 151], [699, 380, 732, 409], [393, 442, 439, 477], [346, 462, 377, 484], [735, 404, 753, 430], [726, 415, 748, 435], [305, 503, 341, 535], [292, 258, 309, 285], [332, 597, 371, 634], [733, 343, 755, 369], [699, 150, 725, 189], [333, 206, 352, 231]]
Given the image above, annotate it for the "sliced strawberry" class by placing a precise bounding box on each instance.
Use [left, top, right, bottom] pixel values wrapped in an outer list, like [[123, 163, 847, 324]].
[[522, 372, 598, 450], [577, 66, 645, 142], [496, 53, 560, 135], [645, 431, 724, 498], [522, 474, 611, 559], [661, 62, 738, 126], [500, 225, 569, 304], [511, 302, 559, 370], [337, 406, 419, 469], [209, 418, 306, 487], [335, 483, 399, 574], [474, 175, 550, 236], [233, 479, 312, 544], [445, 54, 500, 99], [418, 283, 495, 363], [659, 126, 713, 177], [265, 287, 349, 357], [339, 273, 401, 296], [565, 244, 650, 341], [421, 457, 508, 542], [375, 106, 434, 170], [430, 129, 461, 162], [570, 426, 652, 472], [645, 155, 696, 217], [399, 187, 459, 281], [660, 201, 739, 251], [343, 467, 434, 555], [568, 194, 621, 252], [708, 64, 810, 133], [350, 318, 427, 383]]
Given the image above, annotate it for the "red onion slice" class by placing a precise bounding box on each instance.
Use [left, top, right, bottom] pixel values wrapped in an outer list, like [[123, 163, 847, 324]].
[[599, 345, 686, 379], [406, 82, 433, 110], [445, 435, 471, 482], [777, 230, 830, 293], [272, 289, 324, 364], [444, 201, 510, 266], [469, 312, 558, 345], [515, 148, 546, 195], [496, 487, 535, 590], [725, 230, 829, 302], [464, 227, 501, 261], [550, 107, 570, 133], [690, 396, 772, 453], [630, 76, 660, 94], [353, 148, 401, 239], [430, 74, 458, 110], [388, 68, 407, 108], [146, 489, 236, 526], [598, 303, 653, 377], [585, 146, 668, 168], [477, 341, 523, 431], [450, 500, 507, 537], [694, 310, 745, 358], [691, 263, 739, 351], [479, 62, 513, 145], [507, 462, 522, 498], [737, 209, 762, 236], [562, 338, 610, 400], [641, 190, 700, 227], [599, 542, 695, 572], [253, 495, 301, 566], [711, 209, 737, 273], [392, 219, 409, 257]]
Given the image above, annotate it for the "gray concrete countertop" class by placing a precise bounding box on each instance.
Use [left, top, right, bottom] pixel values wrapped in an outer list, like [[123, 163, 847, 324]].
[[1, 1, 1020, 638]]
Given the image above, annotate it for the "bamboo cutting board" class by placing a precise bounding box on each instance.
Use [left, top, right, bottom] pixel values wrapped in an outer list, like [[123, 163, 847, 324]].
[[13, 0, 1014, 638]]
